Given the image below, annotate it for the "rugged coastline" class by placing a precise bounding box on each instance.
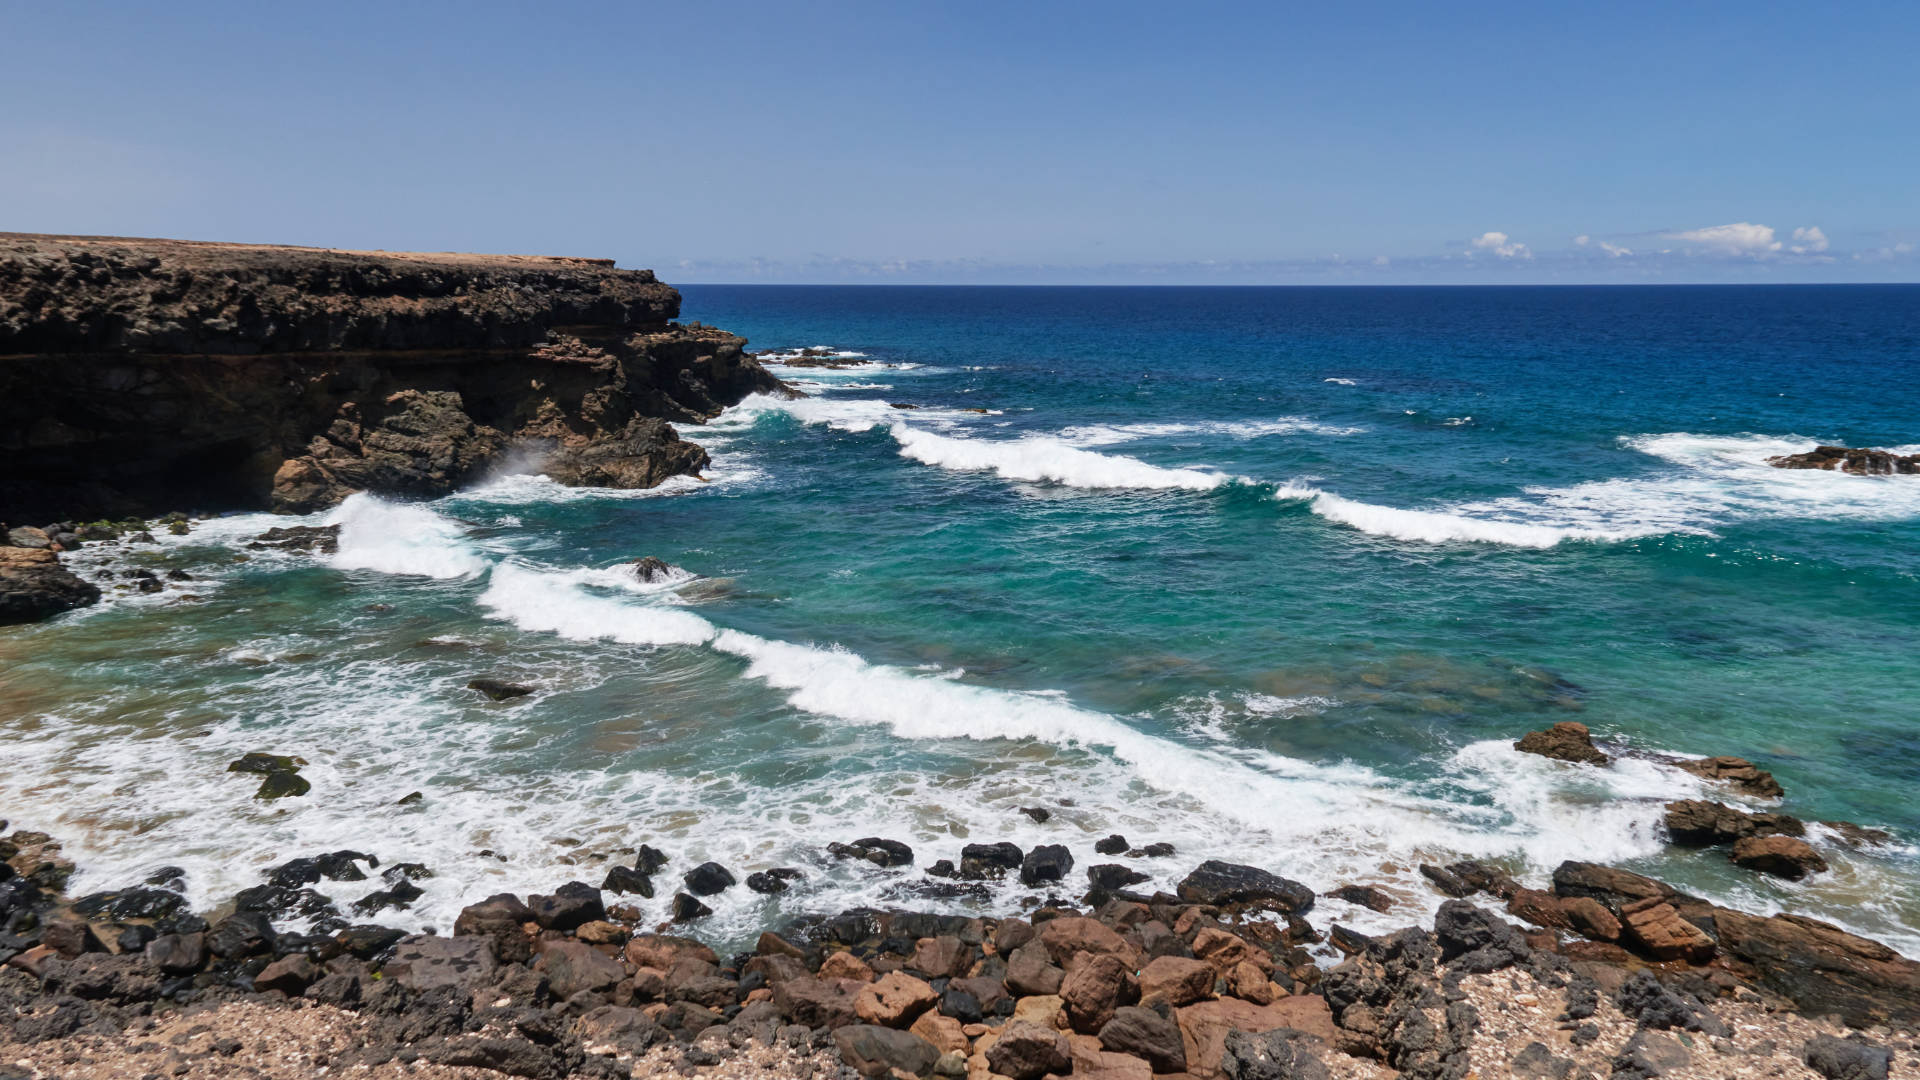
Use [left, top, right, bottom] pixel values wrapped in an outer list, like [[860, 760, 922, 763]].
[[0, 232, 792, 624]]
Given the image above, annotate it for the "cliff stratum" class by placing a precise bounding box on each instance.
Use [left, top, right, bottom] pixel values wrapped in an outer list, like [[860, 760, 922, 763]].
[[0, 233, 788, 521]]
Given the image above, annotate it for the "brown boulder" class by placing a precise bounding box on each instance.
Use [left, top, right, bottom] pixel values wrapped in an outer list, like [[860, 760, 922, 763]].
[[985, 1021, 1071, 1080], [774, 975, 865, 1029], [1227, 961, 1277, 1005], [908, 1011, 968, 1055], [1767, 444, 1920, 475], [1561, 896, 1622, 942], [912, 935, 973, 979], [1068, 1036, 1153, 1080], [1505, 888, 1571, 930], [819, 950, 877, 983], [1713, 908, 1920, 1027], [533, 939, 626, 999], [1138, 955, 1216, 1007], [833, 1024, 941, 1079], [855, 972, 939, 1028], [1619, 900, 1716, 962], [1191, 928, 1269, 975], [1061, 953, 1136, 1034], [1663, 799, 1804, 847], [1513, 721, 1609, 765], [1550, 861, 1675, 911], [1004, 942, 1065, 997], [1675, 755, 1784, 798], [624, 934, 717, 971], [1730, 835, 1829, 879], [1037, 916, 1136, 967], [1175, 996, 1336, 1080]]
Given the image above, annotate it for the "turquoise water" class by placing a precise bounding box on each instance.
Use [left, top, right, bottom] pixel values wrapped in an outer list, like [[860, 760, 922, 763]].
[[2, 285, 1916, 954]]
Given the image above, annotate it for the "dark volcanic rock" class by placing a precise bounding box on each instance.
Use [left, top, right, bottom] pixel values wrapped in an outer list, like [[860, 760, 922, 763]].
[[526, 882, 605, 931], [1513, 721, 1610, 766], [0, 547, 100, 624], [829, 838, 914, 868], [1019, 845, 1073, 888], [1715, 908, 1920, 1027], [834, 1024, 940, 1079], [0, 233, 789, 522], [249, 524, 339, 553], [1768, 444, 1920, 475], [1178, 859, 1315, 914], [672, 893, 712, 923], [959, 842, 1024, 879], [746, 868, 805, 895], [468, 678, 534, 701], [600, 865, 654, 897], [1803, 1034, 1894, 1080], [682, 862, 737, 896]]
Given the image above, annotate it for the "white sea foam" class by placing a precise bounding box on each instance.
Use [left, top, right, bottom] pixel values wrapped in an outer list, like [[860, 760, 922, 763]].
[[1323, 377, 1359, 386], [891, 427, 1234, 491], [325, 494, 490, 578], [1057, 417, 1364, 447], [1304, 492, 1580, 548]]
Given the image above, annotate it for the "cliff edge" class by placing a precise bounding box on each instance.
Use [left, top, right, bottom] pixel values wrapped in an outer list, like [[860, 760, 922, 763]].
[[0, 233, 788, 521]]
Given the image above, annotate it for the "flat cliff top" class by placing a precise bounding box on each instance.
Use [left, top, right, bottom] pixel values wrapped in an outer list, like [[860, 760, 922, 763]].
[[0, 232, 622, 272], [0, 232, 680, 355]]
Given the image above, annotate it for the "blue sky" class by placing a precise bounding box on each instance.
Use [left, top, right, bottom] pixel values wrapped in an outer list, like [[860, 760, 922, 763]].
[[3, 2, 1914, 283]]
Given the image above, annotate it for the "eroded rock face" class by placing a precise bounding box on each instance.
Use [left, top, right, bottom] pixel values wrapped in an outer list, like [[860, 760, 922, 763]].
[[0, 233, 788, 521]]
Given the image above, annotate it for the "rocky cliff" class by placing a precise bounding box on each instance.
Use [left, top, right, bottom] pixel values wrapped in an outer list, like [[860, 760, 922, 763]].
[[0, 233, 789, 521]]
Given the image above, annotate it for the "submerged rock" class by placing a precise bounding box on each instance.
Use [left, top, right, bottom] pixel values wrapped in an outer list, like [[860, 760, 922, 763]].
[[248, 525, 340, 554], [1768, 445, 1920, 475], [228, 753, 311, 800], [829, 838, 914, 869], [467, 678, 534, 701], [1513, 721, 1610, 766], [627, 556, 684, 583]]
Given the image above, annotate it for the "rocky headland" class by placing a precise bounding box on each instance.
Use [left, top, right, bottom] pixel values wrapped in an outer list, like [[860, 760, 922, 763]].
[[0, 232, 792, 623]]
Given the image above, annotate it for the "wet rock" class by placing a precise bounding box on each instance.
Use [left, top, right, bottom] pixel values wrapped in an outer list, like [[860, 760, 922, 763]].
[[1178, 860, 1315, 914], [249, 525, 340, 553], [1019, 807, 1052, 824], [959, 842, 1023, 879], [468, 678, 534, 701], [1417, 863, 1475, 898], [1220, 1027, 1332, 1080], [1099, 1005, 1187, 1072], [207, 912, 277, 958], [1020, 844, 1073, 887], [1095, 834, 1129, 855], [352, 879, 424, 917], [0, 547, 101, 624], [627, 556, 685, 583], [746, 867, 805, 894], [382, 862, 431, 884], [1730, 834, 1829, 879], [1550, 861, 1675, 911], [834, 1024, 940, 1079], [1329, 884, 1394, 912], [1663, 799, 1803, 846], [70, 887, 187, 922], [600, 865, 654, 897], [1088, 863, 1150, 892], [1513, 721, 1609, 766], [683, 862, 737, 896], [527, 881, 606, 931], [454, 894, 537, 964], [829, 838, 913, 868], [634, 845, 670, 874], [1768, 444, 1920, 475], [1139, 842, 1176, 857], [774, 975, 863, 1029], [1802, 1034, 1893, 1080], [1675, 755, 1784, 798], [986, 1021, 1071, 1080], [1821, 821, 1895, 848], [671, 893, 713, 922], [227, 752, 310, 799], [337, 925, 407, 959]]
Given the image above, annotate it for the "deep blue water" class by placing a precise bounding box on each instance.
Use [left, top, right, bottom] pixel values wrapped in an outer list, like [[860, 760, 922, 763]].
[[2, 284, 1916, 953]]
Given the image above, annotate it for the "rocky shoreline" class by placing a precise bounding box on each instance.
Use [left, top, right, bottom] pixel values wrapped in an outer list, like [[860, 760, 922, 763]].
[[0, 232, 795, 626], [3, 722, 1916, 1080]]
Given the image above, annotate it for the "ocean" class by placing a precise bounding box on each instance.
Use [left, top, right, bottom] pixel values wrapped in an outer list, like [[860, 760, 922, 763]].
[[3, 284, 1917, 955]]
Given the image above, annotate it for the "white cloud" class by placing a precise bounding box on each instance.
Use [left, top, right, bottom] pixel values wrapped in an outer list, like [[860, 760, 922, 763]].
[[1667, 222, 1782, 257], [1789, 226, 1829, 254], [1574, 235, 1591, 246], [1599, 241, 1632, 257], [1468, 231, 1531, 259]]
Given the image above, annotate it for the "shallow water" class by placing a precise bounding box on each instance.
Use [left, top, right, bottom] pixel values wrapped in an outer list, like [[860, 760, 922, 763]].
[[3, 284, 1917, 954]]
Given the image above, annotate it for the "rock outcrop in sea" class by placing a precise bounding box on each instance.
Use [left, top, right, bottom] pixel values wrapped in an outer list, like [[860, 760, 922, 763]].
[[0, 233, 790, 522], [1767, 444, 1920, 475]]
